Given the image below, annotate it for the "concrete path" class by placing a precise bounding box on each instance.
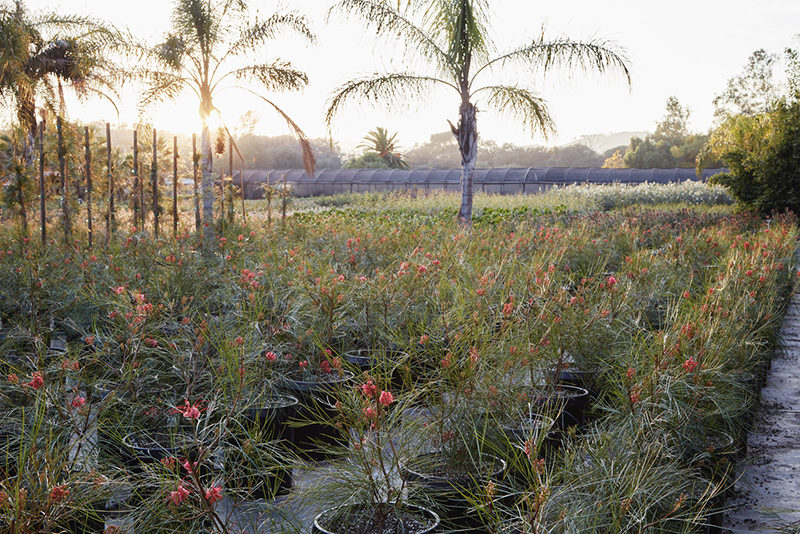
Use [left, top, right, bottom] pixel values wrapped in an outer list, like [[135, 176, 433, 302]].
[[724, 292, 800, 533]]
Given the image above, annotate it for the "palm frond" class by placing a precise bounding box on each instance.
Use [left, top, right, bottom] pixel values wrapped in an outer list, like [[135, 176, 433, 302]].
[[328, 0, 451, 75], [137, 70, 191, 111], [221, 10, 316, 62], [243, 89, 316, 179], [477, 85, 556, 140], [477, 31, 631, 86], [425, 0, 493, 67], [325, 72, 453, 128], [221, 62, 309, 94]]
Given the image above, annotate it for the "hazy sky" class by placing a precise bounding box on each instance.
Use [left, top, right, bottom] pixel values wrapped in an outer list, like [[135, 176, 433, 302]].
[[17, 0, 800, 152]]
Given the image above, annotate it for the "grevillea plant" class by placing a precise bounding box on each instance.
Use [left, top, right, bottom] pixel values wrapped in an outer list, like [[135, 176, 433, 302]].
[[0, 188, 797, 533]]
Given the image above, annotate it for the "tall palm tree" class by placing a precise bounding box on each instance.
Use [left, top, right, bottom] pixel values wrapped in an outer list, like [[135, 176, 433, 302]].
[[0, 0, 121, 166], [357, 126, 410, 169], [326, 0, 631, 223], [136, 0, 317, 252]]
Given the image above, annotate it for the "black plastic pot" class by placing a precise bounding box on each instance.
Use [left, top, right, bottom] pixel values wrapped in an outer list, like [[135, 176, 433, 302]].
[[531, 385, 591, 430], [226, 394, 299, 500], [401, 452, 505, 532], [311, 503, 440, 534], [344, 349, 410, 393], [122, 430, 207, 503], [280, 372, 353, 460]]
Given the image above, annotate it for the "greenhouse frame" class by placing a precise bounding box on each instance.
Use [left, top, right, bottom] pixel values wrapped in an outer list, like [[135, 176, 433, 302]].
[[232, 167, 727, 199]]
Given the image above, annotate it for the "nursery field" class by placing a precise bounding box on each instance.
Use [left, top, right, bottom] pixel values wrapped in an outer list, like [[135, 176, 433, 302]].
[[0, 184, 796, 534]]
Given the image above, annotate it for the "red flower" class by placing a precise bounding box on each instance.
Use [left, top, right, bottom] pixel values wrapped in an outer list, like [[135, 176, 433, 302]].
[[682, 357, 698, 372], [27, 372, 44, 390], [49, 485, 69, 503]]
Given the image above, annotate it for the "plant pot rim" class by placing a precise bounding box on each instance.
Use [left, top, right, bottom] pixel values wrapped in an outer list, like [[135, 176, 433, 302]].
[[313, 503, 440, 534], [401, 451, 506, 483]]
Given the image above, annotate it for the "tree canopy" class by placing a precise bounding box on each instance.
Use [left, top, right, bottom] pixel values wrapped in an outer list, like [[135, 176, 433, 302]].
[[326, 0, 630, 223]]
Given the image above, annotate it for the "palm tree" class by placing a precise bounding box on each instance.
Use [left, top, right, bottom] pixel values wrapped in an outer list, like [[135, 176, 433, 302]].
[[326, 0, 631, 223], [0, 0, 121, 166], [136, 0, 317, 252], [357, 126, 410, 169]]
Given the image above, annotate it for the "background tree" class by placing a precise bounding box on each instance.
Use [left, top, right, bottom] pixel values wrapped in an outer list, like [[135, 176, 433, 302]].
[[713, 49, 781, 120], [700, 95, 800, 214], [136, 0, 317, 252], [356, 127, 410, 169], [653, 96, 690, 145], [0, 0, 121, 165], [326, 0, 630, 224]]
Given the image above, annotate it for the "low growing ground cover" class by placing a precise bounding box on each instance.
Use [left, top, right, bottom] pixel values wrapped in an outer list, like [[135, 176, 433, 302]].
[[0, 186, 796, 533]]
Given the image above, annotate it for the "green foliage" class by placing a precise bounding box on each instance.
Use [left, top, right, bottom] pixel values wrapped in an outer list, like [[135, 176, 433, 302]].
[[343, 152, 391, 169], [623, 97, 712, 169], [357, 127, 410, 169], [704, 96, 800, 214]]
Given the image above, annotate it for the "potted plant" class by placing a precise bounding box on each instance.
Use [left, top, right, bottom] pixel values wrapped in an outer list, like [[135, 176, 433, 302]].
[[305, 374, 440, 534]]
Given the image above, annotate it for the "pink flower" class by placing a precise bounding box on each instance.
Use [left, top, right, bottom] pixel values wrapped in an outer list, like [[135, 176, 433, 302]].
[[175, 400, 203, 420], [71, 396, 86, 409], [626, 367, 636, 380], [361, 381, 377, 397], [265, 351, 277, 362], [320, 361, 332, 374], [630, 391, 641, 404], [379, 391, 394, 407], [682, 357, 698, 373], [182, 458, 198, 474], [167, 483, 191, 506], [85, 335, 95, 346], [683, 290, 691, 299], [144, 338, 158, 348], [205, 485, 223, 504], [298, 360, 308, 369]]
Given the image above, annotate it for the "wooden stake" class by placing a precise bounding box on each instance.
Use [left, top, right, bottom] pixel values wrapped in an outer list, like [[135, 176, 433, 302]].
[[85, 127, 92, 249], [106, 122, 113, 245], [39, 120, 45, 245], [173, 136, 178, 237]]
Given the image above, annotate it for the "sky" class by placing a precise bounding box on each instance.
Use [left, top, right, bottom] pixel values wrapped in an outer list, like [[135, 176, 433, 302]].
[[14, 0, 800, 154]]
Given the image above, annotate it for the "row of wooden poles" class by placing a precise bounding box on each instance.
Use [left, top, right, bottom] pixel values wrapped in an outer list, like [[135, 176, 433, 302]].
[[34, 119, 243, 248]]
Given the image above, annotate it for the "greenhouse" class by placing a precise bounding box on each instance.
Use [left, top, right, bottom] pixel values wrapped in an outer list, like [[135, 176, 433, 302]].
[[234, 167, 728, 199]]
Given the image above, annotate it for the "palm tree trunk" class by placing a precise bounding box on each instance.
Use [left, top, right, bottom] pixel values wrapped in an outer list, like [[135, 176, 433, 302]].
[[454, 101, 478, 224]]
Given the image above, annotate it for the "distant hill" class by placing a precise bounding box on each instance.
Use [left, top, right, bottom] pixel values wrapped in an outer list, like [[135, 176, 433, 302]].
[[563, 131, 650, 154]]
